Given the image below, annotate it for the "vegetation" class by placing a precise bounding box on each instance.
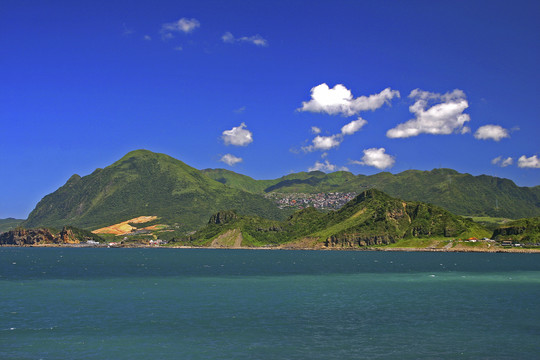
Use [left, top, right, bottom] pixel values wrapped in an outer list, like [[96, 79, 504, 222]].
[[23, 150, 288, 231], [203, 167, 540, 219], [19, 150, 539, 239], [0, 218, 24, 233], [175, 189, 490, 248], [492, 216, 540, 243]]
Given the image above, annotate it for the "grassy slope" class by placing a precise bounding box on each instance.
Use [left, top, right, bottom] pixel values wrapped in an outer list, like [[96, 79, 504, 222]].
[[492, 216, 540, 242], [0, 218, 24, 233], [180, 189, 490, 247], [202, 167, 540, 219], [23, 150, 286, 231]]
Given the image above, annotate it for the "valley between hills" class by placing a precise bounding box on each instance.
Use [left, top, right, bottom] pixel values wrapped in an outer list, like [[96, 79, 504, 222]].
[[1, 149, 539, 251]]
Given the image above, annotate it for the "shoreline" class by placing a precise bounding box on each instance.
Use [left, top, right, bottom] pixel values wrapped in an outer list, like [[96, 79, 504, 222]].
[[3, 244, 540, 253]]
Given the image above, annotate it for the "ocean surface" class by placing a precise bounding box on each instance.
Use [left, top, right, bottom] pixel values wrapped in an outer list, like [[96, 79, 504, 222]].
[[1, 248, 539, 359]]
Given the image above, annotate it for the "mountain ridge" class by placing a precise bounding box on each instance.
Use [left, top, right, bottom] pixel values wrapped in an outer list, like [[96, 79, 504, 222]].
[[203, 167, 540, 219], [20, 150, 540, 233], [23, 150, 287, 231], [180, 189, 490, 249]]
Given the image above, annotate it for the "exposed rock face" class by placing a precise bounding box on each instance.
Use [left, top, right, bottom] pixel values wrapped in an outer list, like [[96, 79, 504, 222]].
[[0, 228, 58, 246], [58, 227, 79, 244], [0, 227, 82, 246], [325, 234, 396, 248], [208, 210, 238, 225]]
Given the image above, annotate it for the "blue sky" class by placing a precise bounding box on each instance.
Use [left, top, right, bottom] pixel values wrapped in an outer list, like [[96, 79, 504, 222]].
[[1, 0, 539, 219]]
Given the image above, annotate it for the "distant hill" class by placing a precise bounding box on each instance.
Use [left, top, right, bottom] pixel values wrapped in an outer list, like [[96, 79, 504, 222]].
[[492, 217, 540, 243], [203, 168, 540, 219], [181, 189, 489, 248], [23, 150, 287, 231], [0, 218, 24, 233]]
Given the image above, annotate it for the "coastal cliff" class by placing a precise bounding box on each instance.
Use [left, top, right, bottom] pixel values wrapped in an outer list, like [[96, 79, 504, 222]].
[[0, 226, 102, 246]]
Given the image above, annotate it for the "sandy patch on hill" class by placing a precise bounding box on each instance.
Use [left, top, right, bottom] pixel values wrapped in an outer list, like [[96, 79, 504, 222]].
[[92, 216, 158, 235]]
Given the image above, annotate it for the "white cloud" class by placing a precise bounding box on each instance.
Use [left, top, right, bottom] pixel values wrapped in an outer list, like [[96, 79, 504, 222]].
[[303, 117, 367, 153], [174, 46, 183, 51], [461, 126, 471, 134], [492, 156, 513, 167], [222, 32, 268, 46], [302, 134, 343, 152], [298, 84, 400, 116], [234, 106, 246, 114], [222, 122, 253, 146], [308, 160, 348, 172], [501, 157, 514, 167], [474, 125, 510, 141], [220, 154, 243, 166], [222, 32, 235, 43], [491, 156, 502, 165], [351, 148, 395, 170], [341, 117, 367, 135], [386, 89, 470, 138], [143, 35, 152, 41], [517, 155, 540, 168], [161, 18, 200, 38]]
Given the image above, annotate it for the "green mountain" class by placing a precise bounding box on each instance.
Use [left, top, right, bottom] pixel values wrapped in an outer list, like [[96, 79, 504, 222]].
[[23, 150, 287, 231], [492, 217, 540, 243], [0, 218, 24, 233], [203, 168, 540, 219], [180, 189, 489, 248]]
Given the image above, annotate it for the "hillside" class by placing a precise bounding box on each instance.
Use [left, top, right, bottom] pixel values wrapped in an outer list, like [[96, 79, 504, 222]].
[[0, 218, 24, 233], [179, 189, 489, 248], [23, 150, 287, 231], [492, 217, 540, 243], [202, 168, 540, 219]]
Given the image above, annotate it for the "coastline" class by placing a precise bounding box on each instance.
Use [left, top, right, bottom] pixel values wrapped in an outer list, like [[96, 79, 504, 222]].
[[3, 243, 539, 253]]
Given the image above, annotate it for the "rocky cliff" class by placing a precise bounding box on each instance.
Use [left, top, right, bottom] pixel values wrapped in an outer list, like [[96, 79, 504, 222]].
[[0, 226, 102, 246]]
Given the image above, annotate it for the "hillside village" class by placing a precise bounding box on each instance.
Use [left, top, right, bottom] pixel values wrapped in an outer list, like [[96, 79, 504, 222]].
[[264, 192, 358, 210]]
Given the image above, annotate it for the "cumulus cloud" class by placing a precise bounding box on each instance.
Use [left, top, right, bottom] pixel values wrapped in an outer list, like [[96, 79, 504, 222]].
[[492, 156, 513, 167], [298, 84, 400, 116], [351, 148, 395, 170], [161, 18, 200, 38], [303, 134, 343, 152], [222, 32, 268, 46], [220, 154, 243, 166], [386, 89, 470, 138], [517, 155, 540, 168], [474, 125, 510, 141], [308, 160, 348, 172], [303, 118, 367, 153], [341, 117, 367, 135], [222, 122, 253, 146]]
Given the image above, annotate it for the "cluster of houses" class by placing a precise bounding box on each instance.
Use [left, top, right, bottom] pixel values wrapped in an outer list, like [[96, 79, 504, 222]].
[[84, 239, 167, 247], [462, 237, 524, 247], [265, 192, 358, 210]]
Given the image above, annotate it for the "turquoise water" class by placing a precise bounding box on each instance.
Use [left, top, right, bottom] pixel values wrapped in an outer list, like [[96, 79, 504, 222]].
[[1, 248, 539, 359]]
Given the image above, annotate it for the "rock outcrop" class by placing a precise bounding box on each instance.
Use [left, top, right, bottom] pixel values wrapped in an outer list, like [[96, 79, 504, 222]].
[[0, 226, 97, 246], [0, 228, 59, 246]]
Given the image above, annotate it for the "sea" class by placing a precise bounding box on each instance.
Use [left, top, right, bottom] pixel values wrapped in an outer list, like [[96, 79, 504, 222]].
[[1, 248, 539, 359]]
